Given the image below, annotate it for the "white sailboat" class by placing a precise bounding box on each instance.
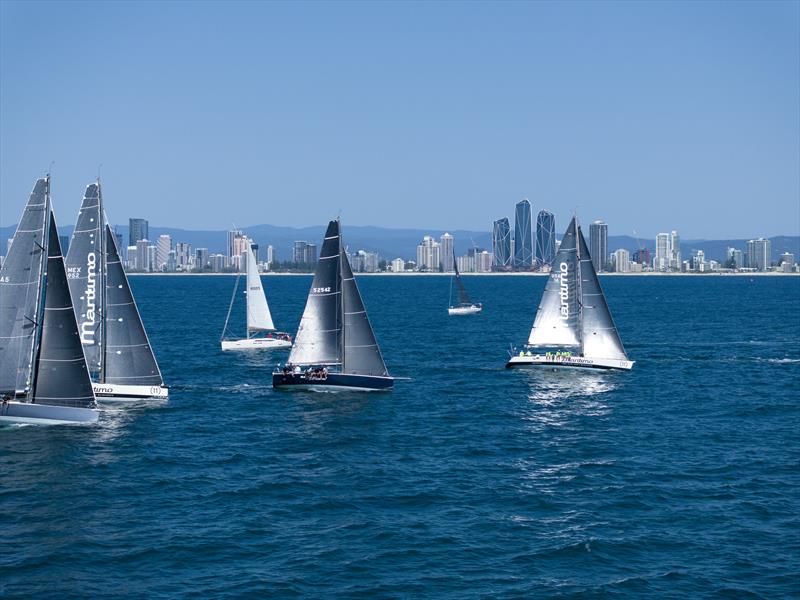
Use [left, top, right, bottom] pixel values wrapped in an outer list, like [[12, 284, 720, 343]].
[[221, 243, 292, 351], [506, 216, 634, 371], [448, 248, 482, 315], [0, 176, 99, 424], [65, 181, 169, 401]]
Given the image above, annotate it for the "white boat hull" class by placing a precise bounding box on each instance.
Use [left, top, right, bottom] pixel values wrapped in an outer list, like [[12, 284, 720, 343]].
[[506, 354, 634, 371], [0, 401, 99, 425], [93, 383, 169, 402], [221, 338, 292, 351], [448, 305, 482, 316]]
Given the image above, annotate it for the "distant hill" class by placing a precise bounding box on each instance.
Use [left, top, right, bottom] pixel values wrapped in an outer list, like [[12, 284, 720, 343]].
[[1, 223, 797, 263]]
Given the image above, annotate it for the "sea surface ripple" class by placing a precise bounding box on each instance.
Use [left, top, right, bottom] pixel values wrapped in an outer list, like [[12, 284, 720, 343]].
[[1, 275, 798, 598]]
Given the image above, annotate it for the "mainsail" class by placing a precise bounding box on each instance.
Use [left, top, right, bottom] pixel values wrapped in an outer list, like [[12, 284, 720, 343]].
[[32, 215, 96, 408], [452, 250, 472, 306], [245, 245, 274, 333], [0, 178, 49, 395], [341, 245, 388, 376], [103, 225, 163, 385], [577, 228, 628, 361], [287, 220, 342, 366], [527, 216, 582, 348], [65, 183, 104, 376]]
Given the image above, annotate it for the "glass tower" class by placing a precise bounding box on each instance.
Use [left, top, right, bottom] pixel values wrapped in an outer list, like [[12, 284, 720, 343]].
[[535, 210, 556, 268], [589, 221, 608, 273], [492, 218, 511, 269], [513, 199, 533, 268], [129, 218, 149, 247]]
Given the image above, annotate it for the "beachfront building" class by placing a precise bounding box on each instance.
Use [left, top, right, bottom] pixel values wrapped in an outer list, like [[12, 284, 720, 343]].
[[492, 218, 511, 270], [514, 199, 533, 269], [589, 221, 608, 273]]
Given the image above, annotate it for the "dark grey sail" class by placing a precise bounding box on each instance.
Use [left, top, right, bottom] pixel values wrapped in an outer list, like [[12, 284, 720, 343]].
[[65, 183, 103, 376], [577, 227, 628, 361], [452, 251, 472, 305], [341, 245, 388, 376], [32, 214, 96, 408], [527, 216, 582, 348], [0, 178, 49, 395], [287, 220, 342, 366], [103, 225, 163, 385]]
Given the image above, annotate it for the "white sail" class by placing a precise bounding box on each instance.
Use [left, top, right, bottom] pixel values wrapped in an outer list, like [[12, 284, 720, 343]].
[[245, 245, 274, 332], [577, 228, 628, 361], [527, 217, 582, 348]]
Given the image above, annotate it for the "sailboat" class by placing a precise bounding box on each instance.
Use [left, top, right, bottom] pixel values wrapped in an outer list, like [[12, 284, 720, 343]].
[[221, 243, 292, 350], [65, 181, 168, 401], [448, 248, 482, 315], [273, 219, 393, 391], [506, 216, 634, 371], [0, 177, 99, 424]]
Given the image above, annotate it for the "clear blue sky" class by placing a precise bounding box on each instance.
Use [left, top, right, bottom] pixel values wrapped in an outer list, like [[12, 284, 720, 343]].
[[1, 0, 798, 238]]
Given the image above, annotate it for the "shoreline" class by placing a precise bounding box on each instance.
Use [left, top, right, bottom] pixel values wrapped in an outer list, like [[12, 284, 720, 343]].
[[126, 271, 799, 277]]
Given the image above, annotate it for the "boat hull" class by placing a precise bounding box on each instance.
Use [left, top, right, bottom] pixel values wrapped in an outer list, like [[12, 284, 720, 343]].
[[93, 383, 169, 402], [272, 372, 394, 391], [221, 337, 292, 351], [448, 305, 482, 316], [506, 354, 634, 371], [0, 401, 99, 425]]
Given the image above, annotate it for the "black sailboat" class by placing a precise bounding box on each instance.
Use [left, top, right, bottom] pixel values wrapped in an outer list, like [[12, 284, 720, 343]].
[[448, 248, 482, 315], [65, 182, 167, 401], [0, 177, 99, 424], [273, 219, 393, 391]]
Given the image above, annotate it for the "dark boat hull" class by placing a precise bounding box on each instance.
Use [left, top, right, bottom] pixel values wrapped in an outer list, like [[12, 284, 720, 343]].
[[272, 372, 394, 391]]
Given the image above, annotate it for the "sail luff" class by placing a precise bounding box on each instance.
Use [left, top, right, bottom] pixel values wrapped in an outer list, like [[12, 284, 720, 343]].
[[527, 217, 582, 348], [577, 227, 628, 361], [245, 245, 275, 333], [286, 220, 343, 366], [0, 178, 49, 396]]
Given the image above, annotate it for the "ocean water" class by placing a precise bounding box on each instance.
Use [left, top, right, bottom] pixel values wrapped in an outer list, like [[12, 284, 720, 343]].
[[1, 274, 798, 598]]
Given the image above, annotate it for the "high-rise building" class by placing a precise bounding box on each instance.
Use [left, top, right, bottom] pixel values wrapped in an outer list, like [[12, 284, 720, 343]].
[[416, 235, 441, 271], [126, 246, 137, 270], [293, 241, 308, 264], [129, 218, 149, 247], [747, 238, 771, 271], [266, 245, 275, 270], [456, 254, 475, 273], [227, 229, 243, 258], [166, 250, 177, 272], [195, 248, 209, 271], [670, 230, 681, 270], [135, 239, 151, 272], [779, 253, 795, 272], [175, 242, 192, 270], [156, 234, 172, 271], [492, 218, 511, 269], [725, 247, 743, 270], [654, 233, 671, 271], [514, 199, 533, 268], [589, 221, 608, 273], [535, 210, 556, 268], [476, 250, 493, 272], [612, 248, 631, 273], [633, 248, 651, 266], [304, 243, 318, 266], [210, 254, 225, 273], [391, 258, 405, 272], [440, 233, 454, 272]]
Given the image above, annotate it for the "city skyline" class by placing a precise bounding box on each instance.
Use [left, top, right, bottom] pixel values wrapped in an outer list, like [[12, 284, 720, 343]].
[[1, 2, 798, 238]]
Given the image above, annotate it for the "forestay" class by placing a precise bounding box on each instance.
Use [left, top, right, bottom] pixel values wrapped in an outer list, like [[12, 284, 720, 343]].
[[65, 183, 103, 376], [245, 245, 274, 332], [527, 217, 582, 348], [103, 225, 163, 385], [577, 228, 628, 361], [341, 246, 388, 376], [32, 215, 96, 408], [0, 178, 48, 395], [287, 220, 342, 366]]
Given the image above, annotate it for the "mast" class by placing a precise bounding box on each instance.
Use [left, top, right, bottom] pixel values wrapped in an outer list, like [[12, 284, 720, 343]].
[[339, 220, 346, 372], [28, 175, 51, 401], [98, 178, 108, 383], [575, 215, 584, 353]]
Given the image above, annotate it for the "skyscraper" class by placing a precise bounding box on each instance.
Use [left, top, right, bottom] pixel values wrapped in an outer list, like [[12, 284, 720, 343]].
[[654, 233, 671, 271], [227, 229, 243, 258], [135, 239, 151, 272], [195, 248, 209, 271], [440, 233, 454, 272], [293, 241, 308, 264], [612, 248, 631, 273], [176, 242, 192, 270], [589, 221, 608, 273], [670, 230, 681, 270], [156, 234, 172, 271], [416, 235, 441, 271], [304, 243, 317, 266], [266, 245, 275, 270], [535, 210, 556, 268], [747, 238, 771, 271], [492, 218, 511, 269], [514, 199, 533, 268], [129, 218, 149, 247]]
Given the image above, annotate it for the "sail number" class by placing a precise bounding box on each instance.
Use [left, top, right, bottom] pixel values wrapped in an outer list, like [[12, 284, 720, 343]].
[[312, 287, 331, 294]]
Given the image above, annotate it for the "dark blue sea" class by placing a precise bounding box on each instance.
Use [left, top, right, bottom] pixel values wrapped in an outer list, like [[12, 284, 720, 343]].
[[2, 274, 799, 598]]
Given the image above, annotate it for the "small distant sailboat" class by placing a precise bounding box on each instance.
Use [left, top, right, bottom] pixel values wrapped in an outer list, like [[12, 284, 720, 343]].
[[506, 216, 634, 371], [0, 177, 99, 424], [448, 248, 482, 315], [221, 243, 292, 351], [65, 181, 168, 401], [273, 219, 393, 391]]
